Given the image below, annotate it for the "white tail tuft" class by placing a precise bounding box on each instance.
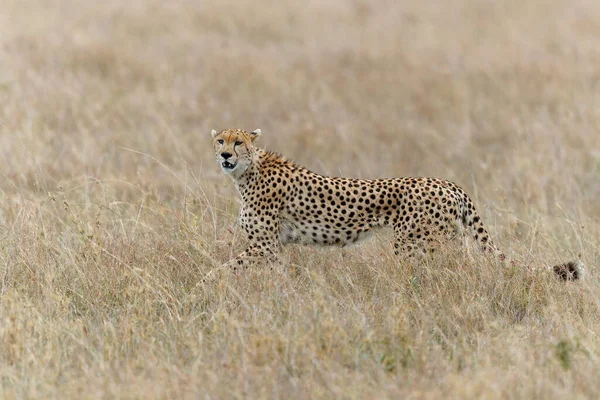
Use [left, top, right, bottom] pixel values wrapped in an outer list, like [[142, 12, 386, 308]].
[[553, 260, 584, 281]]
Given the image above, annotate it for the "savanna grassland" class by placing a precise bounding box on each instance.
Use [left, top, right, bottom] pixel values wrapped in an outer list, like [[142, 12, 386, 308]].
[[0, 0, 599, 398]]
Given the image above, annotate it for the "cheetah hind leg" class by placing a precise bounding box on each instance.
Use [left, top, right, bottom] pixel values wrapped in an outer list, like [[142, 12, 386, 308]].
[[393, 240, 433, 261]]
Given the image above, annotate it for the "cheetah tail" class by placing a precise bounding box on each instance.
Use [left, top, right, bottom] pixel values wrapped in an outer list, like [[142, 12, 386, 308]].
[[552, 260, 585, 281]]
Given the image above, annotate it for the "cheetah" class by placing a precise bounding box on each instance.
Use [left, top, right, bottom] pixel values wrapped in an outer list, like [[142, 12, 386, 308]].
[[212, 128, 583, 281]]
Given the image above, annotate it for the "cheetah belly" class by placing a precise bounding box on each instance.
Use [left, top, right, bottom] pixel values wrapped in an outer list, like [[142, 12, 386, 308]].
[[278, 218, 375, 247], [278, 219, 303, 245]]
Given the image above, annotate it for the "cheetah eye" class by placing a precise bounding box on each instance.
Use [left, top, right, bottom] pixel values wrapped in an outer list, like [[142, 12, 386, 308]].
[[234, 141, 243, 146], [217, 139, 224, 145]]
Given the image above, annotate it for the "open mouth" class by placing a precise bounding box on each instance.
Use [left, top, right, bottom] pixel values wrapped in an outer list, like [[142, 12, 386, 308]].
[[222, 161, 236, 170]]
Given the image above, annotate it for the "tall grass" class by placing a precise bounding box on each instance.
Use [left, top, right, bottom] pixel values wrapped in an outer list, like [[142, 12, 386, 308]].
[[0, 0, 598, 398]]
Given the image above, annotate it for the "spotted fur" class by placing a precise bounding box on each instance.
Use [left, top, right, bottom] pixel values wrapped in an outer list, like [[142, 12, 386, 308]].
[[212, 128, 583, 281]]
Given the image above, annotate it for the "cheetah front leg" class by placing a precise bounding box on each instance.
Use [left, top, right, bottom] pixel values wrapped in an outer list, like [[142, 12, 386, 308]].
[[224, 209, 281, 272], [224, 246, 279, 271]]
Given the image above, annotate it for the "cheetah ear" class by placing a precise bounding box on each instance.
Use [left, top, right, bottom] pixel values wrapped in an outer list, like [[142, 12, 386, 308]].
[[250, 129, 261, 141], [211, 129, 218, 138]]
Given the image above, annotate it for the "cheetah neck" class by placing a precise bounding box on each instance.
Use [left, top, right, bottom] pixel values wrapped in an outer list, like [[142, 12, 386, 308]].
[[230, 148, 264, 191], [232, 148, 294, 195]]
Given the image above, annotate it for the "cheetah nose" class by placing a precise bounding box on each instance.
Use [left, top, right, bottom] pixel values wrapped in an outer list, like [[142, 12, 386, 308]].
[[221, 152, 232, 160]]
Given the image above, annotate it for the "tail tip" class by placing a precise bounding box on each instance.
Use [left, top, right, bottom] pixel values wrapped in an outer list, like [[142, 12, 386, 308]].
[[553, 260, 585, 281]]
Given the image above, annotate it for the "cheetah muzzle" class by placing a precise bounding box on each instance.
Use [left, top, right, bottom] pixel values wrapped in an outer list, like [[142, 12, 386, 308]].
[[222, 160, 236, 170]]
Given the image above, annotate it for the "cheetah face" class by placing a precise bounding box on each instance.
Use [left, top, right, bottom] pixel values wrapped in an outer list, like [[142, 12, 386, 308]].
[[212, 128, 261, 177]]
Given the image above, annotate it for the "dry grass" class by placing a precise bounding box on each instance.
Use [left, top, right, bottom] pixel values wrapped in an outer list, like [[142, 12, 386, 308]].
[[0, 0, 599, 398]]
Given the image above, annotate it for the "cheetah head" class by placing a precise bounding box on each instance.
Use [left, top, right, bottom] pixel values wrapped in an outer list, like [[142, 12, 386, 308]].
[[212, 128, 261, 178]]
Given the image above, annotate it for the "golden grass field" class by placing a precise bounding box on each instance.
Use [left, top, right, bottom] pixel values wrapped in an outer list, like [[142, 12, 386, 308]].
[[1, 0, 599, 398]]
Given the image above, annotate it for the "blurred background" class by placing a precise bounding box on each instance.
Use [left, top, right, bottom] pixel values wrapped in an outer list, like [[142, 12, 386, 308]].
[[0, 0, 598, 255], [1, 1, 600, 397]]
